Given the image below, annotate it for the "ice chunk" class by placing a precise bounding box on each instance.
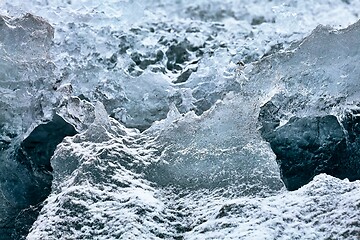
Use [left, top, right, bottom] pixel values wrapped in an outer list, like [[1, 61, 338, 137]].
[[1, 1, 359, 239], [145, 94, 284, 196], [28, 117, 168, 239], [0, 14, 55, 140], [0, 13, 53, 60], [256, 20, 360, 190], [56, 96, 97, 132], [0, 14, 64, 238]]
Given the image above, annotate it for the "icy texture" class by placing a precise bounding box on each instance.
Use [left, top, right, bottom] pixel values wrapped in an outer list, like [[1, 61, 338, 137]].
[[27, 99, 283, 239], [0, 113, 76, 239], [0, 0, 359, 239], [251, 21, 360, 116], [255, 21, 360, 190], [144, 96, 283, 195], [2, 0, 360, 130], [27, 116, 165, 239], [186, 174, 360, 239], [27, 113, 360, 239], [0, 14, 70, 239], [10, 114, 76, 239], [0, 14, 55, 142]]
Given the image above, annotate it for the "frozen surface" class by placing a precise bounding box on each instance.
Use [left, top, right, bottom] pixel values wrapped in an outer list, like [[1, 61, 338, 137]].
[[0, 0, 359, 239], [0, 13, 55, 141], [144, 96, 283, 195], [185, 174, 360, 239], [255, 21, 360, 190], [2, 0, 360, 130], [0, 13, 70, 239]]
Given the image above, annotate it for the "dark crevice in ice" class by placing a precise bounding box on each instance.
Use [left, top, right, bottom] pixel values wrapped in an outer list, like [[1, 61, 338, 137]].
[[1, 115, 77, 239], [259, 101, 360, 191], [123, 28, 205, 81]]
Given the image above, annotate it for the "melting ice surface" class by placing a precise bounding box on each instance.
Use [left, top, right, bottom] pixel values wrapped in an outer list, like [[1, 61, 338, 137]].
[[0, 0, 360, 239]]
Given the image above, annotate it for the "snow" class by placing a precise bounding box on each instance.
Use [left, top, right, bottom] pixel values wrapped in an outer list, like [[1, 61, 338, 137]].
[[186, 174, 360, 240], [0, 0, 359, 239]]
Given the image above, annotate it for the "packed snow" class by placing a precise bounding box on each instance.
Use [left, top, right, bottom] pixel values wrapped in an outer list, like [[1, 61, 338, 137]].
[[0, 0, 359, 239]]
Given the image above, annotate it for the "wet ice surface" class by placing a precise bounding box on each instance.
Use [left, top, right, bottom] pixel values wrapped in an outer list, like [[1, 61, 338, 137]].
[[3, 0, 360, 131], [0, 0, 360, 239]]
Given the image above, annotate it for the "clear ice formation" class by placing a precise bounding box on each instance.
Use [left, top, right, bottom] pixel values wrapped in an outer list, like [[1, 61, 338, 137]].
[[0, 0, 360, 239], [0, 14, 74, 239], [257, 22, 360, 190]]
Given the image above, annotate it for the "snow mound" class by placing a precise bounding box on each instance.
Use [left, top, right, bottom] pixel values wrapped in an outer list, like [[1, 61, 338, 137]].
[[188, 174, 360, 239]]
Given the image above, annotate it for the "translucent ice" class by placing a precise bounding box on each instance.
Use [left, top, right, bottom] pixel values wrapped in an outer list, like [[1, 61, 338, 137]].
[[0, 14, 55, 141], [0, 14, 79, 239], [145, 95, 284, 196], [256, 21, 360, 190], [0, 0, 360, 239]]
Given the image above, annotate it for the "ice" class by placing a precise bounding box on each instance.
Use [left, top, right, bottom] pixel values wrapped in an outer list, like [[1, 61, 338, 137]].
[[27, 115, 168, 239], [185, 174, 360, 239], [0, 113, 77, 239], [144, 95, 284, 195], [2, 0, 358, 131], [255, 21, 360, 190], [0, 14, 55, 140], [0, 0, 360, 239], [27, 94, 283, 238], [0, 13, 67, 238]]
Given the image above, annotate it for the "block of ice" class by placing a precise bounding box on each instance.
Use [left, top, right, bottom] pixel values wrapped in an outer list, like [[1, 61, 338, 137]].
[[145, 95, 284, 196], [256, 21, 360, 190], [0, 14, 77, 238]]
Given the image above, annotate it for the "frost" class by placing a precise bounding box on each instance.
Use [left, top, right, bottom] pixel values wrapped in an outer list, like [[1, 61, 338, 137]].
[[186, 174, 360, 239], [1, 0, 360, 239]]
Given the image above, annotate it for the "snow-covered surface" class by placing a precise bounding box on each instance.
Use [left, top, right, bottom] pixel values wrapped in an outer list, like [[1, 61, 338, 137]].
[[0, 0, 360, 239], [186, 174, 360, 239]]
